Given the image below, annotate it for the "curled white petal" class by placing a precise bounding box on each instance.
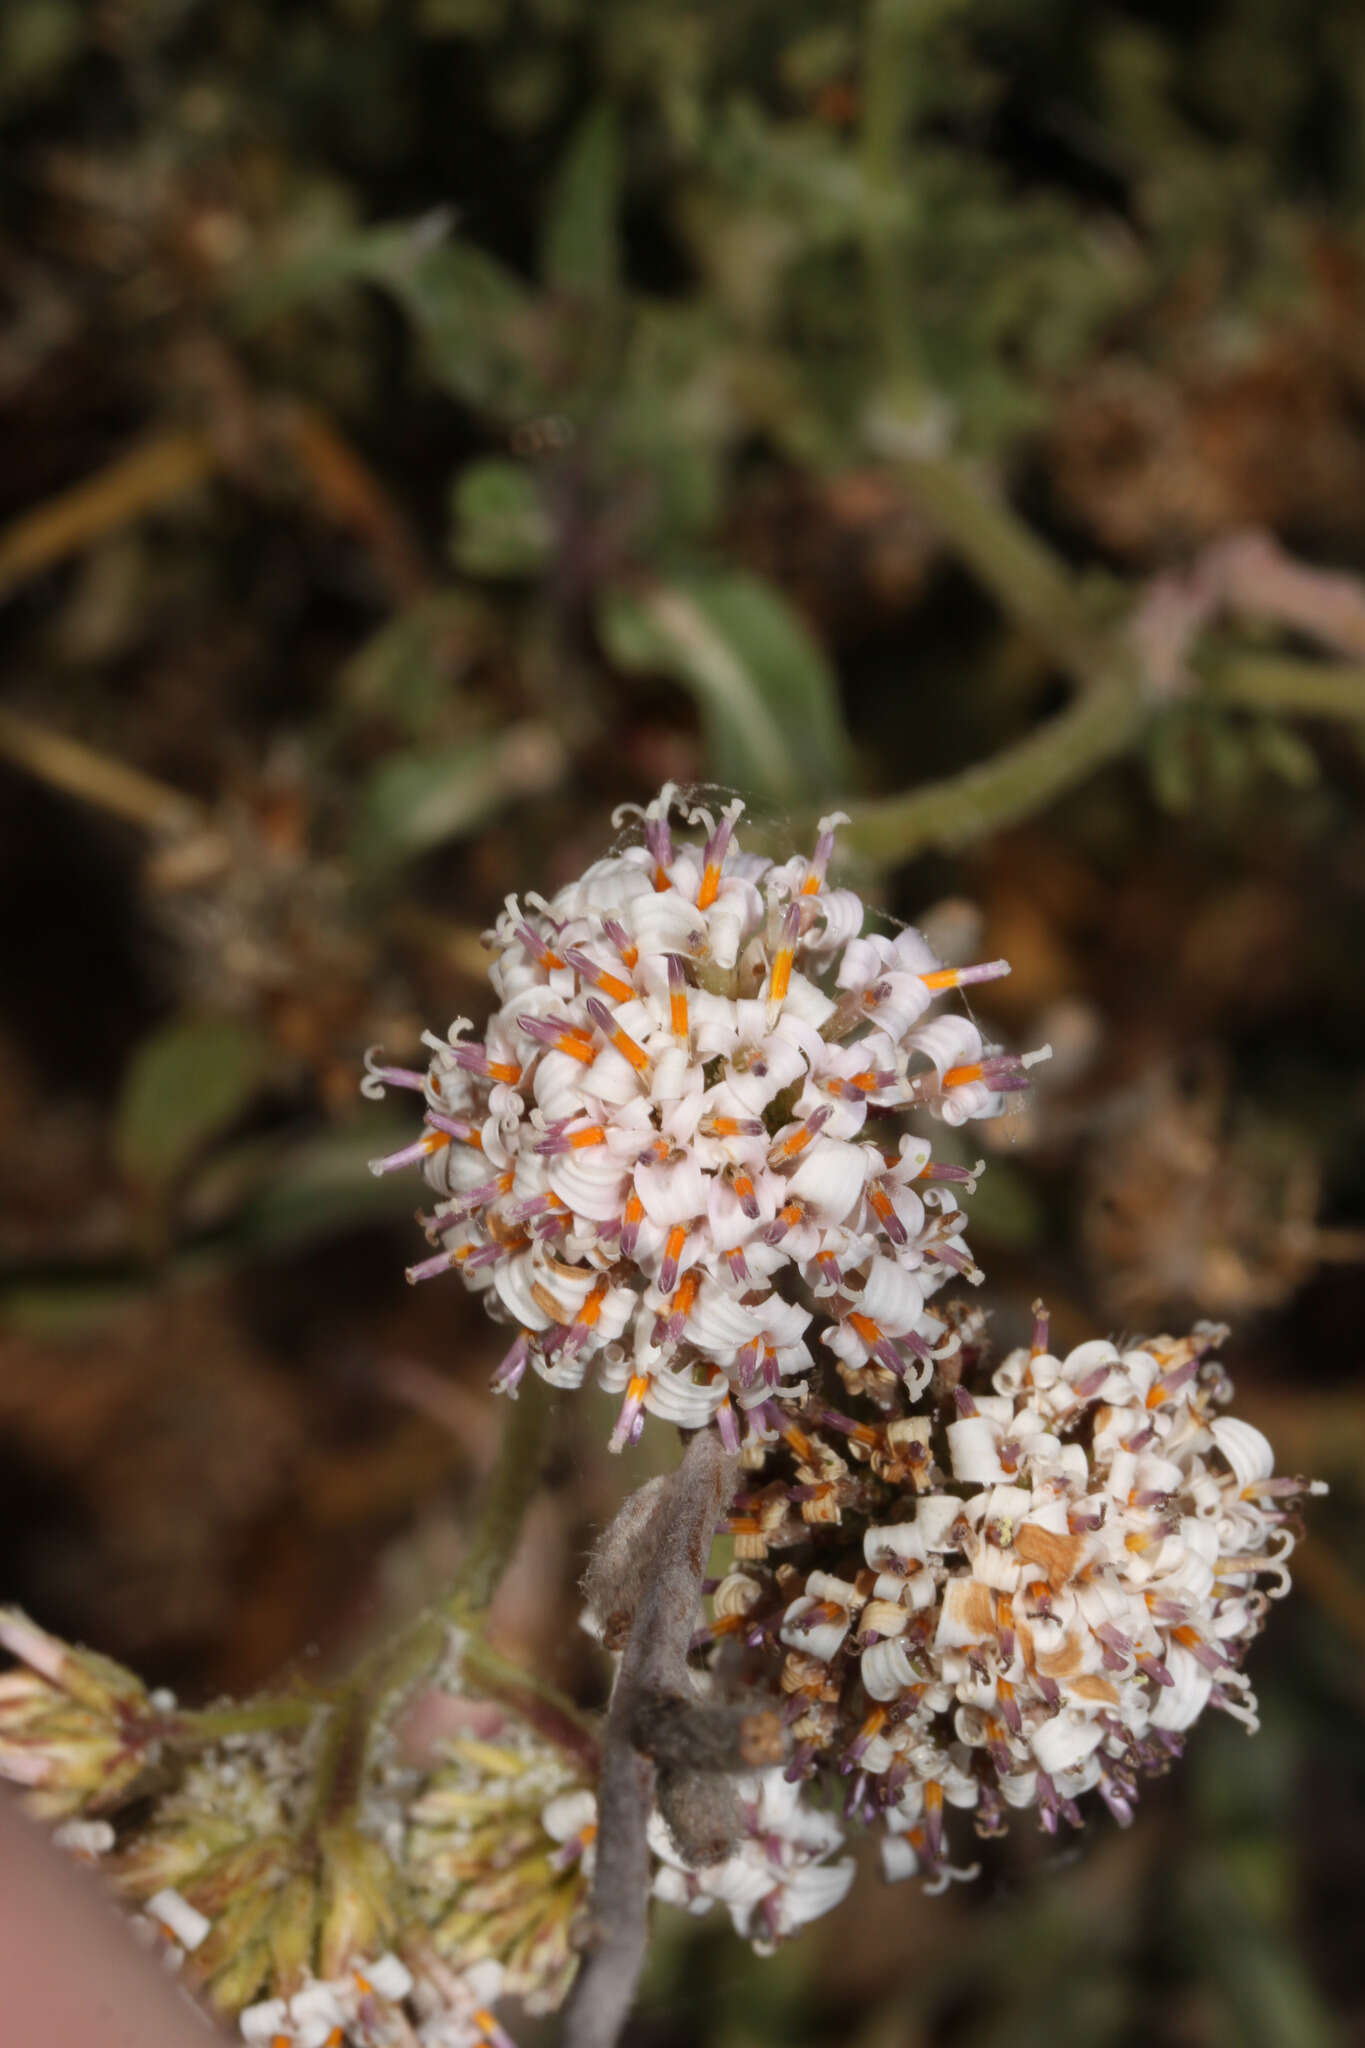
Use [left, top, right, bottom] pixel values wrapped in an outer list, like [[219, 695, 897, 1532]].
[[1209, 1416, 1276, 1489]]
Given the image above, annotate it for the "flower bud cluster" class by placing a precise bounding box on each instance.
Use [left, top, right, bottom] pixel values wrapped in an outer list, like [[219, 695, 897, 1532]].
[[0, 1607, 167, 1818], [0, 1613, 601, 2045], [702, 1319, 1322, 1889], [405, 1728, 596, 2013], [114, 1743, 392, 2017], [367, 787, 1029, 1450]]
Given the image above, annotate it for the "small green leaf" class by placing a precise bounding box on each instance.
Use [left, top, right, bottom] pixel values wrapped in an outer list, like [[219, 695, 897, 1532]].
[[0, 1274, 151, 1338], [598, 571, 853, 805], [114, 1015, 269, 1194], [1249, 715, 1319, 789], [1146, 709, 1197, 813], [337, 591, 491, 736], [541, 103, 622, 295], [352, 722, 564, 871], [365, 230, 543, 416], [239, 218, 543, 420], [450, 459, 553, 577]]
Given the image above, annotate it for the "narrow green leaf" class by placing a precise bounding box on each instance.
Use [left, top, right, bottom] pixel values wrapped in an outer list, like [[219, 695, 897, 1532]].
[[336, 590, 491, 737], [364, 230, 543, 417], [1249, 715, 1319, 789], [1205, 714, 1254, 799], [225, 1120, 419, 1254], [352, 722, 564, 871], [598, 571, 853, 804], [1180, 1853, 1337, 2048], [114, 1015, 269, 1194], [239, 217, 543, 419], [450, 458, 553, 577], [541, 104, 622, 295], [0, 1274, 151, 1337], [1146, 709, 1197, 813]]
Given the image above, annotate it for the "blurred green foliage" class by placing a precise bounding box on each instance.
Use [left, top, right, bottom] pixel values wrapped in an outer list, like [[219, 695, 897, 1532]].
[[114, 1013, 270, 1201], [8, 0, 1365, 833]]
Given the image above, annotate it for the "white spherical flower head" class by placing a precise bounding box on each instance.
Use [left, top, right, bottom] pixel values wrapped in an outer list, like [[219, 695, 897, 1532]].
[[365, 788, 1028, 1451], [817, 1317, 1322, 1882]]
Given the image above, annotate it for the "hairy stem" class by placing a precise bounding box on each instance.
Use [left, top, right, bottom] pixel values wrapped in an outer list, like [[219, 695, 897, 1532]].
[[563, 1430, 738, 2048], [851, 120, 1365, 876], [460, 1633, 601, 1778], [165, 1697, 323, 1747], [839, 644, 1365, 866], [850, 214, 1365, 872], [875, 441, 1106, 675], [306, 1679, 374, 1841], [841, 666, 1142, 863], [444, 1373, 552, 1621], [1204, 652, 1365, 721], [853, 44, 1149, 870], [282, 1376, 560, 1850], [860, 0, 927, 410]]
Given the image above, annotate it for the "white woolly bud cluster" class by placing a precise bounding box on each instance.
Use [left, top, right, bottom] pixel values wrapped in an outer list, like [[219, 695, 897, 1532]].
[[747, 1323, 1322, 1886], [366, 787, 1029, 1450]]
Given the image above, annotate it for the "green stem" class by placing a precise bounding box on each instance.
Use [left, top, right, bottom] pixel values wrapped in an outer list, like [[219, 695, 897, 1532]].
[[165, 1697, 323, 1747], [841, 666, 1143, 863], [853, 4, 1148, 867], [290, 1376, 562, 1841], [840, 647, 1365, 866], [353, 1371, 555, 1706], [443, 1373, 552, 1622], [860, 0, 924, 407], [866, 0, 1363, 874], [1206, 652, 1365, 721], [859, 0, 1094, 670], [872, 435, 1105, 673], [460, 1635, 601, 1777], [306, 1683, 372, 1839]]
